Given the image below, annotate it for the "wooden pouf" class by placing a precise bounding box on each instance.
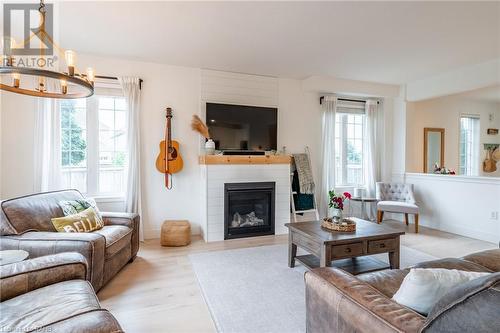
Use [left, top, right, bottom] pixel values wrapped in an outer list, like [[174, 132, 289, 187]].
[[161, 220, 191, 247]]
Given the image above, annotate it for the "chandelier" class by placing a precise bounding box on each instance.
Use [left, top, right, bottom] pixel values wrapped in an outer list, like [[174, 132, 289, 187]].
[[0, 0, 94, 99]]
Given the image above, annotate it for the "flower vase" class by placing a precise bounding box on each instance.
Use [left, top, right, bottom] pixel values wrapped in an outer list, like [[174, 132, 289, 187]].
[[331, 208, 343, 222], [205, 139, 215, 155]]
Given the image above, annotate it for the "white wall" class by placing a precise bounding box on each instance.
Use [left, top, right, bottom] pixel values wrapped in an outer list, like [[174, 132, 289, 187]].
[[406, 173, 500, 244], [0, 92, 37, 198], [406, 94, 500, 176], [0, 54, 399, 239]]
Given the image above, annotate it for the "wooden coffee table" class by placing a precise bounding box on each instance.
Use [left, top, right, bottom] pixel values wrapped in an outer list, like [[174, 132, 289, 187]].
[[285, 219, 405, 275]]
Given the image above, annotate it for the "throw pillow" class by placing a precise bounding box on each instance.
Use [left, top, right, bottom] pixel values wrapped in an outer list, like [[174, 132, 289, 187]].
[[392, 268, 490, 315], [51, 207, 104, 233], [59, 198, 101, 217]]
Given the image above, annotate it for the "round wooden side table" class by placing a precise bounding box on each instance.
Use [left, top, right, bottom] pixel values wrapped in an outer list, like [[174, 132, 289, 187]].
[[0, 250, 29, 266], [350, 197, 378, 221]]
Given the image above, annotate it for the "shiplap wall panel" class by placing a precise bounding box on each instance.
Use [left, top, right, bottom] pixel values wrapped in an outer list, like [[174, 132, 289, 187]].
[[201, 69, 279, 107], [201, 164, 291, 242]]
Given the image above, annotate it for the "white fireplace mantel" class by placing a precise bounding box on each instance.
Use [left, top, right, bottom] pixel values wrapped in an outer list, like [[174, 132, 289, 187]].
[[199, 156, 291, 242]]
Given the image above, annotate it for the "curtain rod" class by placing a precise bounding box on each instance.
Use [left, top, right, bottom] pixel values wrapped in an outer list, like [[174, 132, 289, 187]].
[[82, 74, 144, 90], [319, 96, 380, 105]]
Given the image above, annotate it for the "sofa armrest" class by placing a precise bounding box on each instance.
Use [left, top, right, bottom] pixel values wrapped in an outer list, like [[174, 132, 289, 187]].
[[1, 231, 106, 290], [101, 212, 138, 228], [101, 211, 140, 258], [0, 252, 87, 301], [305, 268, 425, 333]]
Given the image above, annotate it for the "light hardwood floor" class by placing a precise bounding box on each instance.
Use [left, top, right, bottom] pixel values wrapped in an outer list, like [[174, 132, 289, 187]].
[[97, 220, 496, 333]]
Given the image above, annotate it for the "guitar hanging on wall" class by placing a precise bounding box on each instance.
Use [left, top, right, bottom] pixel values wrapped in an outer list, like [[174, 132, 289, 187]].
[[156, 107, 183, 189]]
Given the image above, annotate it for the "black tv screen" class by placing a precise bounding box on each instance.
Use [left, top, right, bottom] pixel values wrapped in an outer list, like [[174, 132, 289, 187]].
[[206, 103, 278, 151]]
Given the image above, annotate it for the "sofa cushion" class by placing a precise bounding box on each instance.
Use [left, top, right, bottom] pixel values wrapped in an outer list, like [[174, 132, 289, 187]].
[[59, 197, 101, 217], [1, 190, 84, 234], [377, 200, 419, 214], [392, 268, 490, 315], [94, 225, 132, 258], [462, 249, 500, 272], [421, 272, 500, 332], [357, 268, 410, 298], [0, 280, 100, 332], [51, 207, 104, 233]]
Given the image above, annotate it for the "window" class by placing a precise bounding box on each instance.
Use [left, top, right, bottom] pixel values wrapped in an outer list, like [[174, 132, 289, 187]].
[[459, 115, 480, 176], [61, 99, 88, 192], [335, 101, 365, 186], [60, 93, 127, 197]]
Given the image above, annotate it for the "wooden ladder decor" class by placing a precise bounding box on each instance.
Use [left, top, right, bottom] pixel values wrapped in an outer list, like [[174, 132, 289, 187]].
[[290, 147, 320, 223]]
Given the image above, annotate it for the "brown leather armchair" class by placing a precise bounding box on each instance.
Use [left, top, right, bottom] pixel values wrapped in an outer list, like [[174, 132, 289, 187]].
[[0, 252, 123, 332], [0, 190, 140, 291]]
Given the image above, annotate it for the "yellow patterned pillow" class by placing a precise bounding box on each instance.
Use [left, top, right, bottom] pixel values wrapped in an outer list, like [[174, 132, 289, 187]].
[[51, 207, 104, 233]]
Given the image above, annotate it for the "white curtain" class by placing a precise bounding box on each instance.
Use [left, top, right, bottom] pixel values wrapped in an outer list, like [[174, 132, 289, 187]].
[[119, 77, 144, 241], [33, 95, 62, 192], [364, 100, 381, 198], [319, 96, 337, 217]]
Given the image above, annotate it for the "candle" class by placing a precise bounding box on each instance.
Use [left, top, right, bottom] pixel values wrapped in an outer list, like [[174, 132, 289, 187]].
[[12, 73, 20, 88], [60, 79, 67, 94], [86, 67, 95, 84], [64, 50, 76, 76]]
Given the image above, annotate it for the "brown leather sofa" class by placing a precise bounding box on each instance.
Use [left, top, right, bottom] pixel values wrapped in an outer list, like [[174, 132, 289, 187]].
[[0, 190, 140, 291], [0, 252, 123, 332], [305, 249, 500, 333]]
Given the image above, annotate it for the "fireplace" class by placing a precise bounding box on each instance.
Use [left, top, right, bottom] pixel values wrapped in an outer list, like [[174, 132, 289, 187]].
[[224, 182, 275, 240]]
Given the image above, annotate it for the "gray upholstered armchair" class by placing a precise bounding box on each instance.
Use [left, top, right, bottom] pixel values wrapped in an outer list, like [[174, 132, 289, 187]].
[[376, 182, 419, 233], [0, 190, 140, 290]]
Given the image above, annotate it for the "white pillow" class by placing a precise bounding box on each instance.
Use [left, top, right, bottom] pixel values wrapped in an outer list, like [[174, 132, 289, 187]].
[[392, 268, 490, 315]]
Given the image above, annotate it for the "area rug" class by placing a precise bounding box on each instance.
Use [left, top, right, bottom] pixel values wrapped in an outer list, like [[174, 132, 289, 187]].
[[189, 244, 437, 333]]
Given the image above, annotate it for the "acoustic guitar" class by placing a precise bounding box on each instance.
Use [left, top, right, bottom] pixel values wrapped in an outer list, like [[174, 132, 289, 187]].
[[156, 107, 183, 188]]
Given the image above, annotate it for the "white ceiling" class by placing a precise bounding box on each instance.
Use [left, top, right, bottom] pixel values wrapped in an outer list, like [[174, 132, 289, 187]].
[[59, 1, 500, 84]]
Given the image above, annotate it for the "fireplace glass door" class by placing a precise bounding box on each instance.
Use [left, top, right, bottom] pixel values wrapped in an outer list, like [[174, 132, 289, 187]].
[[224, 182, 275, 239]]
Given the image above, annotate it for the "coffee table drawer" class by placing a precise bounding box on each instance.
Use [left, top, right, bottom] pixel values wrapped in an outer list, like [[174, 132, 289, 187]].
[[368, 239, 396, 254], [332, 242, 363, 259]]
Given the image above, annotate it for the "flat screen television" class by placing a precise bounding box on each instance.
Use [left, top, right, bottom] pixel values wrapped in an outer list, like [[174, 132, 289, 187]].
[[206, 103, 278, 151]]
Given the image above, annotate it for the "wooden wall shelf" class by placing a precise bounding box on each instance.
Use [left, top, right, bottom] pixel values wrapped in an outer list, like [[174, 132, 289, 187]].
[[199, 155, 292, 165]]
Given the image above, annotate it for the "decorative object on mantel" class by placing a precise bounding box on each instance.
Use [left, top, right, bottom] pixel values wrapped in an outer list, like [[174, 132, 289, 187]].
[[0, 0, 95, 99], [322, 217, 356, 232], [483, 144, 499, 173], [156, 107, 183, 189], [487, 128, 498, 135], [191, 115, 215, 155], [433, 163, 456, 175], [328, 190, 352, 222]]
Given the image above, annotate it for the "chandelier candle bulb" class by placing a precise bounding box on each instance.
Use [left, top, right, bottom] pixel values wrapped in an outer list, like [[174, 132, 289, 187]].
[[6, 38, 16, 66], [86, 67, 95, 84], [60, 79, 67, 94], [12, 73, 20, 88], [64, 50, 76, 76]]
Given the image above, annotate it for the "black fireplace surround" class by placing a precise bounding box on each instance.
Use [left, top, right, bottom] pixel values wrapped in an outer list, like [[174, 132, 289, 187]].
[[224, 182, 275, 240]]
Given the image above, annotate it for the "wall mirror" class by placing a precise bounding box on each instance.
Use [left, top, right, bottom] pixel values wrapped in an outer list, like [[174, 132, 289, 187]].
[[424, 128, 445, 173]]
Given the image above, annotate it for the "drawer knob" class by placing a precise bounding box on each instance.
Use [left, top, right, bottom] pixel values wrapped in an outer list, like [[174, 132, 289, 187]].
[[380, 244, 386, 248], [345, 248, 351, 253]]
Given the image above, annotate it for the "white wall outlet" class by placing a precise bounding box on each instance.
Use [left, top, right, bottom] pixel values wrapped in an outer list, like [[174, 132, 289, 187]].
[[490, 211, 499, 220]]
